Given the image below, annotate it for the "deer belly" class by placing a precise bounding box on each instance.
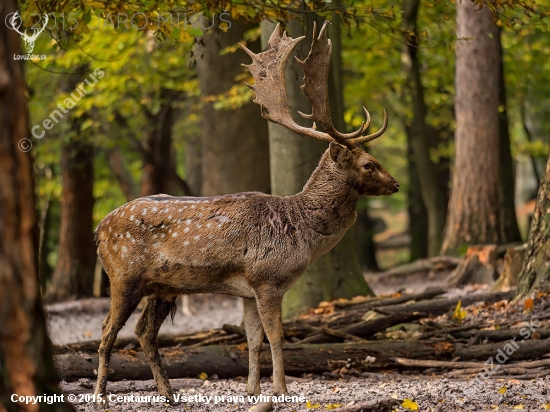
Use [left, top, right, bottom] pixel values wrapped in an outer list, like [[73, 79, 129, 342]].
[[217, 275, 255, 298]]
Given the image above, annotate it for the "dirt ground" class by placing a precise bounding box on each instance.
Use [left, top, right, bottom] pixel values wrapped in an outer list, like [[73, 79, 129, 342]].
[[48, 272, 550, 411], [62, 375, 550, 411]]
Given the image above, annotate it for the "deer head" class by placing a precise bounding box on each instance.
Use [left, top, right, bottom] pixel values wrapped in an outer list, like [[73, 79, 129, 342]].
[[241, 21, 399, 196], [9, 11, 49, 54]]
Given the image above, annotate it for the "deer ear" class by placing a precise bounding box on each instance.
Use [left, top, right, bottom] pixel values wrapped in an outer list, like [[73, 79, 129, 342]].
[[329, 142, 353, 168]]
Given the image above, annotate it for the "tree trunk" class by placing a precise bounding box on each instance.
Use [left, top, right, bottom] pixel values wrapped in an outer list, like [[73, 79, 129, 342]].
[[516, 155, 550, 298], [195, 20, 270, 196], [401, 0, 448, 256], [406, 126, 429, 260], [497, 29, 522, 244], [185, 133, 202, 196], [45, 139, 96, 302], [261, 18, 371, 319], [140, 89, 176, 196], [442, 1, 502, 255], [107, 147, 138, 201], [0, 1, 71, 408]]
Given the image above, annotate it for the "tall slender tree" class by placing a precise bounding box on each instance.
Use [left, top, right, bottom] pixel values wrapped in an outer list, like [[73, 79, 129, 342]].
[[401, 0, 448, 256], [442, 1, 502, 254], [497, 29, 522, 244], [45, 71, 96, 302]]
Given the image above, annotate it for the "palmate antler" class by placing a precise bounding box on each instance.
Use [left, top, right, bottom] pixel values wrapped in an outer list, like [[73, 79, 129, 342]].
[[241, 21, 388, 149]]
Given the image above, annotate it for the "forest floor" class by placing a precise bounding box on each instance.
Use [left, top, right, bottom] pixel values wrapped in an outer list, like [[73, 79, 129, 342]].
[[48, 266, 550, 411]]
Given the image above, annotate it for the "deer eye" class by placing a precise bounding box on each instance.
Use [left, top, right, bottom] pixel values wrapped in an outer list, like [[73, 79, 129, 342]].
[[363, 163, 373, 170]]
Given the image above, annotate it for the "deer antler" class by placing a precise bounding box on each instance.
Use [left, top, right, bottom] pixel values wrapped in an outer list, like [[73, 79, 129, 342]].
[[240, 24, 334, 144], [241, 21, 388, 148]]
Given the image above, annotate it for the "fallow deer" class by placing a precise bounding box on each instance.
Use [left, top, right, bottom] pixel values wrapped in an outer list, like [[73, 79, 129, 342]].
[[93, 20, 399, 407]]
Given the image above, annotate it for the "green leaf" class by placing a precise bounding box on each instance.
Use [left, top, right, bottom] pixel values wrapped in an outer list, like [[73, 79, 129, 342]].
[[186, 27, 203, 37]]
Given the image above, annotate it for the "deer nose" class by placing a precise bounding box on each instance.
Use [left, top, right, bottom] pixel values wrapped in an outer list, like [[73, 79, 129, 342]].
[[393, 181, 400, 192]]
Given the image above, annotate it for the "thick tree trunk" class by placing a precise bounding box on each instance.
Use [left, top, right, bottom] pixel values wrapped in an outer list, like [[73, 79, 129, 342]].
[[45, 139, 96, 302], [516, 155, 550, 298], [401, 0, 448, 256], [195, 20, 270, 196], [442, 2, 502, 255], [497, 29, 522, 244], [261, 19, 371, 319], [0, 1, 71, 409]]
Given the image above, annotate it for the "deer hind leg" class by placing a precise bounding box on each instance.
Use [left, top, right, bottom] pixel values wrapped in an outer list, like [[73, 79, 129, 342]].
[[94, 285, 143, 408], [243, 298, 265, 396], [255, 291, 288, 396], [135, 295, 177, 402]]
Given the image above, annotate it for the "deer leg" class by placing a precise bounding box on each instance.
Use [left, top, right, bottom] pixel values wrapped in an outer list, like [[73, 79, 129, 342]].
[[94, 288, 142, 408], [255, 292, 288, 396], [135, 295, 177, 402], [243, 298, 264, 396]]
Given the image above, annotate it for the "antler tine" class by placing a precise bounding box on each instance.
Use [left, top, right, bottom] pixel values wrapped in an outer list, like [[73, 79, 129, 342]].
[[240, 23, 334, 144], [347, 109, 388, 146], [297, 20, 369, 145]]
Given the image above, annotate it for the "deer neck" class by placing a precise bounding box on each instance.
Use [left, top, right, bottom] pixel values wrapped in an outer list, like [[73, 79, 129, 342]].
[[294, 150, 359, 256]]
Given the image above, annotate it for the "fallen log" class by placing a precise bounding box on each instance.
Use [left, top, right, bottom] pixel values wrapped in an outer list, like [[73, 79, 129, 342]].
[[334, 288, 445, 309], [54, 340, 454, 382], [391, 357, 550, 370], [452, 328, 550, 341], [299, 313, 427, 344], [46, 298, 112, 315], [369, 256, 460, 280], [53, 329, 224, 355], [336, 288, 446, 310], [452, 338, 550, 361], [381, 291, 513, 316]]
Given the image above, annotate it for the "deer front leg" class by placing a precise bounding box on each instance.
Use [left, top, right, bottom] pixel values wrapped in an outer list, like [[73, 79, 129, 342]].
[[243, 298, 265, 396], [255, 292, 288, 396], [135, 295, 177, 403]]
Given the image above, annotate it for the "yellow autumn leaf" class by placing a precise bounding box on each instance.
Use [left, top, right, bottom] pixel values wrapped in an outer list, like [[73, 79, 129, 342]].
[[306, 400, 321, 409], [511, 405, 525, 410], [402, 399, 419, 411], [325, 404, 342, 409], [452, 300, 467, 323], [498, 386, 507, 394], [542, 401, 550, 409], [198, 372, 208, 380]]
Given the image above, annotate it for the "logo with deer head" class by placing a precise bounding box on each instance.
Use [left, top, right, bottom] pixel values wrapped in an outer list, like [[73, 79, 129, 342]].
[[8, 11, 49, 54]]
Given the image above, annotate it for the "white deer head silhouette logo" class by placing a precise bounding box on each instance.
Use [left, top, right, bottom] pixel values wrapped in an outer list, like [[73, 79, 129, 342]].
[[9, 11, 49, 54]]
